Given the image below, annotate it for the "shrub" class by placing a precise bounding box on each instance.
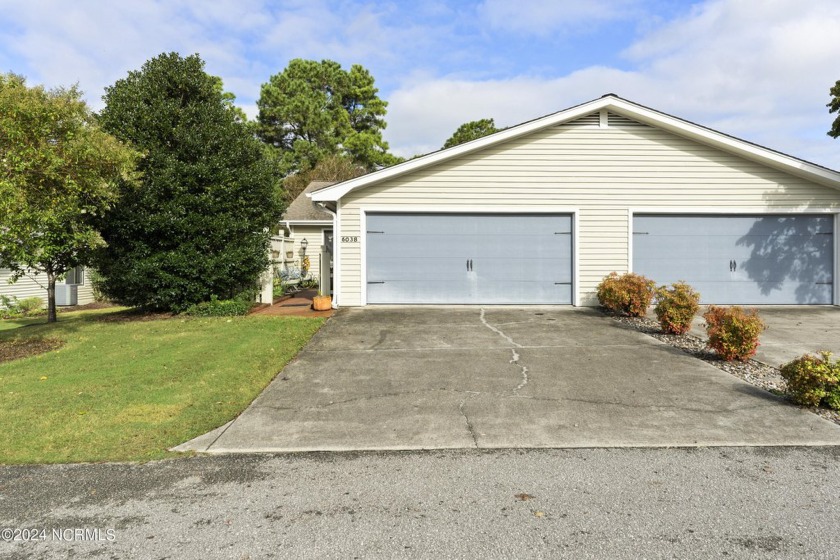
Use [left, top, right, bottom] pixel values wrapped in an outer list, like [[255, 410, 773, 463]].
[[87, 268, 110, 303], [654, 282, 701, 335], [184, 294, 253, 317], [702, 305, 766, 361], [17, 297, 44, 317], [300, 276, 319, 289], [780, 352, 840, 409], [596, 272, 656, 317], [0, 295, 44, 319]]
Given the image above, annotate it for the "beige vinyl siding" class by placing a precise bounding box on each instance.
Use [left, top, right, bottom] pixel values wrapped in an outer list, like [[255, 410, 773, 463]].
[[337, 111, 840, 306], [1, 268, 95, 307], [288, 225, 330, 281]]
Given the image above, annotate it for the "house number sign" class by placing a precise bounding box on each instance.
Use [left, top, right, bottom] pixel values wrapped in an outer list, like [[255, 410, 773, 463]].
[[341, 236, 359, 243]]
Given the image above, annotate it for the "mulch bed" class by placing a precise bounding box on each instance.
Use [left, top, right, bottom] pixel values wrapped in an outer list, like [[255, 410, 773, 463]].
[[0, 338, 64, 364], [93, 309, 175, 322], [605, 311, 840, 427], [58, 301, 116, 313]]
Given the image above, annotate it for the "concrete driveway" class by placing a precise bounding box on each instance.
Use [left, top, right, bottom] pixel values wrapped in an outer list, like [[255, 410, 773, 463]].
[[180, 307, 840, 453]]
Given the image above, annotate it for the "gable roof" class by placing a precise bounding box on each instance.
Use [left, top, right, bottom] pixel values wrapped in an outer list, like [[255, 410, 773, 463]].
[[283, 181, 336, 222], [311, 94, 840, 202]]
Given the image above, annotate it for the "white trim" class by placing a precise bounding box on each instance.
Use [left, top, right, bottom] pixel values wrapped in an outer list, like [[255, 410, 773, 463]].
[[629, 207, 840, 215], [626, 209, 633, 273], [628, 208, 840, 306], [360, 210, 368, 306], [572, 213, 580, 307], [359, 207, 580, 306], [835, 213, 839, 307], [312, 95, 840, 202], [333, 201, 342, 307], [357, 204, 579, 214], [284, 220, 332, 226]]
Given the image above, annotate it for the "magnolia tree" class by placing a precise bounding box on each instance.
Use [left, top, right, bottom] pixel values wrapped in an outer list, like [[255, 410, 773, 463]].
[[94, 53, 283, 312], [0, 74, 138, 322]]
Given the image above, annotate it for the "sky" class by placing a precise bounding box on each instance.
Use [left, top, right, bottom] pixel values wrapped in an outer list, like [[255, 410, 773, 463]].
[[2, 0, 840, 169]]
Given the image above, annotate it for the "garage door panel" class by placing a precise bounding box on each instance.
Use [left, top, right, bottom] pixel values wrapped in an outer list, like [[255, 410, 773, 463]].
[[368, 235, 477, 259], [683, 282, 834, 305], [634, 215, 834, 305], [474, 258, 573, 283], [367, 280, 471, 304], [367, 257, 470, 281], [366, 213, 573, 304], [474, 280, 572, 304]]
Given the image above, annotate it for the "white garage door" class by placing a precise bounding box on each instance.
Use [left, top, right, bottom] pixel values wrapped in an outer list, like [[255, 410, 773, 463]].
[[366, 213, 573, 304], [633, 214, 834, 304]]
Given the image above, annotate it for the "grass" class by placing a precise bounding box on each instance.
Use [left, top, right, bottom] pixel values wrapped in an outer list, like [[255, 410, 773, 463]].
[[0, 308, 324, 464], [0, 315, 48, 331]]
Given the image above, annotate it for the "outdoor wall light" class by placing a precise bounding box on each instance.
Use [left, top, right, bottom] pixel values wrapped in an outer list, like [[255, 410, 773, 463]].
[[300, 238, 308, 252]]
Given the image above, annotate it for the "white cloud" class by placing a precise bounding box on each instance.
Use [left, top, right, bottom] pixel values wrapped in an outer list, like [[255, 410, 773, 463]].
[[477, 0, 643, 35], [1, 0, 839, 169], [386, 0, 840, 168]]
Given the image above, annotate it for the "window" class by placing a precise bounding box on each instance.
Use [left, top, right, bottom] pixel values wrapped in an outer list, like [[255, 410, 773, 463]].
[[65, 266, 85, 285]]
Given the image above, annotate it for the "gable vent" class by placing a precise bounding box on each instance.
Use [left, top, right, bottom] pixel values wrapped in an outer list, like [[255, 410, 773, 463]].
[[608, 114, 649, 128], [560, 113, 600, 128]]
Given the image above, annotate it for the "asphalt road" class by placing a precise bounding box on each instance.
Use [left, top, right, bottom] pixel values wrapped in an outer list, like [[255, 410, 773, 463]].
[[2, 447, 839, 559]]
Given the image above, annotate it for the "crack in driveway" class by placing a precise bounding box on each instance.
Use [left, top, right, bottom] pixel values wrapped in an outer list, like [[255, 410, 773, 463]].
[[479, 308, 522, 348], [459, 397, 479, 447], [481, 308, 529, 394], [509, 349, 529, 393]]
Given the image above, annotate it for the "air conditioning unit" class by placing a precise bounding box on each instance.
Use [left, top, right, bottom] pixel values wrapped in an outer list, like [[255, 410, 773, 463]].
[[55, 284, 78, 306]]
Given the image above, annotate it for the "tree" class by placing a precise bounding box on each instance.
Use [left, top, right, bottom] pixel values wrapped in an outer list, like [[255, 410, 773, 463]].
[[443, 118, 500, 149], [282, 154, 367, 204], [257, 59, 400, 175], [828, 79, 840, 138], [95, 52, 283, 312], [0, 74, 138, 322]]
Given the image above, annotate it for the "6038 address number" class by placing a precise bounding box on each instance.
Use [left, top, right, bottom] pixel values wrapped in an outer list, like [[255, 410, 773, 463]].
[[341, 236, 359, 243]]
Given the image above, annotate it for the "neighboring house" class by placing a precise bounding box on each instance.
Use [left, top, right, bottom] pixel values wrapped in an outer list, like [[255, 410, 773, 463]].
[[273, 181, 335, 291], [0, 266, 94, 307], [310, 94, 840, 307]]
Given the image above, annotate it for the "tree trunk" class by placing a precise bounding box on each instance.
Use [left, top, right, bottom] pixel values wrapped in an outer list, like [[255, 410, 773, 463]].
[[47, 272, 57, 323]]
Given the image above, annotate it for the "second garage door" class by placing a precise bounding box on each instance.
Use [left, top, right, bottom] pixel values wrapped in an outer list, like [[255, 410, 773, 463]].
[[633, 214, 834, 304], [366, 213, 573, 304]]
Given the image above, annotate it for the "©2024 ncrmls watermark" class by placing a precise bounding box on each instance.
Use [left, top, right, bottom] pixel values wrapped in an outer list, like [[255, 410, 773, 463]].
[[2, 527, 116, 542]]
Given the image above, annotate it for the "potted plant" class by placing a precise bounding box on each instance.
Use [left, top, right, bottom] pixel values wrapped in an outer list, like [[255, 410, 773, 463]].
[[312, 291, 331, 311]]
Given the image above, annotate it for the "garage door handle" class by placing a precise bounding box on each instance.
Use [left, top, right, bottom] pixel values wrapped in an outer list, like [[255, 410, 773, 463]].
[[729, 260, 734, 272], [733, 260, 737, 272]]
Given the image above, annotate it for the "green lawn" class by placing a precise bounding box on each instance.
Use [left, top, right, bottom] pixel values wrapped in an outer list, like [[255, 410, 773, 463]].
[[0, 308, 324, 464], [0, 315, 48, 331]]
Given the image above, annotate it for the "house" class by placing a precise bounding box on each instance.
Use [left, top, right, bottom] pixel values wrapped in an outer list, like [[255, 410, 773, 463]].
[[0, 266, 94, 308], [272, 180, 335, 290], [310, 94, 840, 307]]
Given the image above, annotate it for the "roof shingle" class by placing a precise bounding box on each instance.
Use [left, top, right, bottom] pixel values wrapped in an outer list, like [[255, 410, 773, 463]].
[[282, 181, 336, 221]]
